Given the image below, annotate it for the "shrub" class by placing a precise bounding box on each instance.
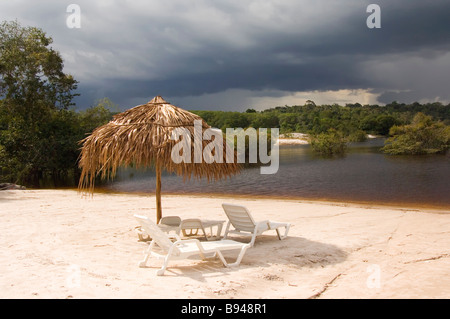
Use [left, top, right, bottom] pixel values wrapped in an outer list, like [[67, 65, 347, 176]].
[[347, 130, 368, 142], [382, 113, 450, 155], [309, 129, 347, 157]]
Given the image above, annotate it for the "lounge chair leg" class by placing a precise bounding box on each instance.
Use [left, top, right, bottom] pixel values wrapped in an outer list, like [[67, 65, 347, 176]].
[[156, 253, 172, 276], [277, 224, 290, 240], [250, 232, 257, 247], [156, 267, 166, 276], [138, 241, 155, 267], [201, 228, 208, 241], [223, 221, 231, 239], [231, 244, 250, 267], [217, 244, 250, 268], [215, 250, 229, 267], [276, 228, 282, 240]]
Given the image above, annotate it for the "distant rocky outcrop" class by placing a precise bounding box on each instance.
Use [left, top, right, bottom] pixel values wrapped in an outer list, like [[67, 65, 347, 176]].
[[0, 183, 26, 190]]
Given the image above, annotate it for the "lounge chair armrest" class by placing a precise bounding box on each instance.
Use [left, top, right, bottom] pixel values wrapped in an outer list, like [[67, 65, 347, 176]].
[[173, 238, 200, 245]]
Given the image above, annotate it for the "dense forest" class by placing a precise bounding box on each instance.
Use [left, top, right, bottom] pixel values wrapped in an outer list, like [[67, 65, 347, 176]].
[[1, 21, 449, 188], [193, 101, 450, 157], [193, 101, 450, 137]]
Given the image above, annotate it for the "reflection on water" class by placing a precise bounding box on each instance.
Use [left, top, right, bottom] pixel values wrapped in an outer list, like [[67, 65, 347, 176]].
[[105, 139, 450, 208]]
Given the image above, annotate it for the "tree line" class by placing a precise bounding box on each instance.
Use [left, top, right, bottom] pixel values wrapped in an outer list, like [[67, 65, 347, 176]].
[[193, 101, 450, 138], [193, 102, 450, 157]]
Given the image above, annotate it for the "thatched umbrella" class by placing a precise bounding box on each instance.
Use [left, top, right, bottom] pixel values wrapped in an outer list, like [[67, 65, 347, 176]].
[[78, 96, 240, 223]]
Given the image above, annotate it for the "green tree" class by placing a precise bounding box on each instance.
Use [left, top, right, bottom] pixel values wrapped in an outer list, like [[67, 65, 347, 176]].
[[278, 113, 297, 132], [374, 114, 398, 135], [382, 113, 450, 155], [79, 98, 117, 134], [0, 20, 78, 186], [309, 129, 348, 157], [250, 113, 279, 129]]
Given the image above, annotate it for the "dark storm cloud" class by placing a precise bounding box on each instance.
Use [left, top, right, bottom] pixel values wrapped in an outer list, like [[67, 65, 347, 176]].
[[2, 0, 450, 109]]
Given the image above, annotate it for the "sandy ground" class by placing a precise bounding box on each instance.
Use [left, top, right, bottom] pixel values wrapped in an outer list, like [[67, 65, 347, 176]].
[[277, 133, 309, 145], [0, 189, 449, 299], [276, 133, 382, 145]]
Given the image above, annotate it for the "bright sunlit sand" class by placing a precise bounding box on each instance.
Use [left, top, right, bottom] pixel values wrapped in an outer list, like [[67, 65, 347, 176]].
[[1, 189, 449, 299]]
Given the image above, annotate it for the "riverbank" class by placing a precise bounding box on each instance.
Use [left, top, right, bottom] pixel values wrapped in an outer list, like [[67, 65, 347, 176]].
[[276, 133, 384, 145], [1, 189, 449, 299], [277, 133, 310, 145]]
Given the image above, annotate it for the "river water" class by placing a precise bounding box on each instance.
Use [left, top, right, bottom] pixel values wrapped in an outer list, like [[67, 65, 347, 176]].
[[105, 139, 450, 209]]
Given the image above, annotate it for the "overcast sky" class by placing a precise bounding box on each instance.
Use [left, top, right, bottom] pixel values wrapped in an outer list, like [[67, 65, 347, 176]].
[[1, 0, 450, 111]]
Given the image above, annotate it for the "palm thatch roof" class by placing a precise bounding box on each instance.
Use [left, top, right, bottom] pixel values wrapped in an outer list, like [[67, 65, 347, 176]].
[[78, 96, 241, 194]]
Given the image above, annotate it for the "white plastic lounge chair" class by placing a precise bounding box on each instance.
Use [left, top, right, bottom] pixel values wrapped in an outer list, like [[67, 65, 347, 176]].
[[180, 218, 225, 240], [156, 217, 224, 240], [159, 216, 182, 227], [222, 203, 291, 246], [134, 215, 251, 275], [158, 215, 182, 236]]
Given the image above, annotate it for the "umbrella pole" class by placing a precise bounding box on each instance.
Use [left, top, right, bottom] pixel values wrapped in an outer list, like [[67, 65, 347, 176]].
[[155, 163, 162, 224]]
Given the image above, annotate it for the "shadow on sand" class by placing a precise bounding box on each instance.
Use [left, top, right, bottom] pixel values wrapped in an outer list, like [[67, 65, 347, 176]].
[[137, 234, 347, 280]]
